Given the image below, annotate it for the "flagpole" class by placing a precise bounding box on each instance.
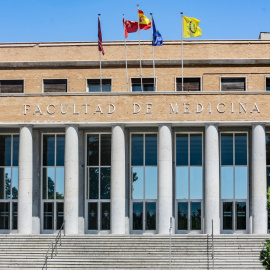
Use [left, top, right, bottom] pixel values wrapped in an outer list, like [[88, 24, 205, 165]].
[[137, 4, 143, 91], [181, 12, 184, 91], [98, 14, 102, 92], [123, 14, 129, 92], [150, 13, 156, 91]]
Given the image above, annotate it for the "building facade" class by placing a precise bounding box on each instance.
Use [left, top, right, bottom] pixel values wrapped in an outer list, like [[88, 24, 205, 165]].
[[0, 36, 270, 235]]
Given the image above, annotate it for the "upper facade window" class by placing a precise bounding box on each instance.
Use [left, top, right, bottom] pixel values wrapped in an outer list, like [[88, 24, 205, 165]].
[[0, 80, 23, 93], [176, 78, 201, 91], [43, 79, 67, 93], [266, 78, 270, 91], [87, 79, 111, 92], [131, 78, 155, 92], [221, 78, 246, 91]]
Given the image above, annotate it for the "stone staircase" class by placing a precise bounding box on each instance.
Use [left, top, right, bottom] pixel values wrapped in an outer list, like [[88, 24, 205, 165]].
[[0, 234, 266, 269]]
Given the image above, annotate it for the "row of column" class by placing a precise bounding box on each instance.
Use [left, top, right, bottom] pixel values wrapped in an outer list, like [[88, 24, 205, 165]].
[[17, 124, 268, 235]]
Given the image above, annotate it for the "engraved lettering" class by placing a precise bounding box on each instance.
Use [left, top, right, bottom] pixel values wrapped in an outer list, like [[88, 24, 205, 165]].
[[47, 104, 55, 115], [133, 103, 141, 114], [146, 103, 152, 114], [184, 103, 190, 114], [73, 104, 79, 115], [33, 105, 43, 115], [250, 103, 260, 113], [82, 104, 90, 114], [94, 104, 103, 114], [239, 103, 247, 113], [170, 103, 178, 114], [217, 103, 225, 113], [24, 104, 30, 115], [108, 104, 115, 114], [61, 104, 68, 115], [196, 103, 203, 113]]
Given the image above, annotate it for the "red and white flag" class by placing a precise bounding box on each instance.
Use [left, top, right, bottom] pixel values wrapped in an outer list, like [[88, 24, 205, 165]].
[[123, 19, 138, 38]]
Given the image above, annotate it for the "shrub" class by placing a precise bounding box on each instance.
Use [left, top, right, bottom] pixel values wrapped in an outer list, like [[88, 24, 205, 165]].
[[260, 187, 270, 269]]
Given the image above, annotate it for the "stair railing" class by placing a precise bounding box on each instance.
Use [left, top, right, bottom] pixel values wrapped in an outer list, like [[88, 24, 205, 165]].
[[42, 220, 65, 270], [211, 219, 214, 269]]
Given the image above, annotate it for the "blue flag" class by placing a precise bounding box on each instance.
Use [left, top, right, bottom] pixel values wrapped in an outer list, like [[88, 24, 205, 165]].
[[152, 18, 163, 46]]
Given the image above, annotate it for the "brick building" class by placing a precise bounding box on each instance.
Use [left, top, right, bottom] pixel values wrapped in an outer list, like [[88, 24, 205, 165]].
[[0, 34, 270, 235]]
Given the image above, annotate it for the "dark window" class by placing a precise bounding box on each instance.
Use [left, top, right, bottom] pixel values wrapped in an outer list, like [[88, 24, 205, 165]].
[[87, 79, 111, 92], [235, 134, 247, 165], [101, 135, 111, 166], [0, 80, 23, 93], [176, 78, 201, 91], [43, 79, 67, 93], [88, 202, 98, 230], [178, 202, 188, 230], [87, 136, 99, 166], [145, 134, 157, 166], [131, 78, 155, 92], [190, 134, 202, 166], [131, 135, 144, 166], [221, 134, 233, 166], [266, 135, 270, 165], [267, 78, 270, 91], [221, 78, 245, 91], [56, 136, 65, 166], [176, 135, 188, 166], [43, 135, 55, 166]]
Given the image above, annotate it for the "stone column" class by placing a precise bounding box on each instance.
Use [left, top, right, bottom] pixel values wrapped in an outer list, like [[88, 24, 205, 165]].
[[252, 124, 267, 234], [205, 124, 220, 234], [64, 125, 79, 235], [158, 125, 172, 235], [111, 125, 126, 234], [18, 126, 33, 234]]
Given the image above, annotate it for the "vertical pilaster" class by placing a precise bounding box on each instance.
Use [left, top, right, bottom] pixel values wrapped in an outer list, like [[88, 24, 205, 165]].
[[252, 124, 267, 234], [158, 125, 172, 234], [18, 126, 33, 234], [64, 125, 79, 235], [205, 124, 220, 234], [111, 125, 126, 234]]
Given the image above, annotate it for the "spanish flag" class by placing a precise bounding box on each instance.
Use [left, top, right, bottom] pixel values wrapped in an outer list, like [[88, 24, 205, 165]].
[[183, 15, 202, 38], [138, 10, 151, 30]]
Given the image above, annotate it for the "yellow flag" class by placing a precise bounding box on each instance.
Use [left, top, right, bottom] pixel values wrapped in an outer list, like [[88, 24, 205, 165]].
[[183, 15, 202, 38]]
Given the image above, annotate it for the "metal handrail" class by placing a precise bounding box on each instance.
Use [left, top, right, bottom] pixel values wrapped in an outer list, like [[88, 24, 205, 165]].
[[212, 219, 214, 269], [42, 220, 65, 270]]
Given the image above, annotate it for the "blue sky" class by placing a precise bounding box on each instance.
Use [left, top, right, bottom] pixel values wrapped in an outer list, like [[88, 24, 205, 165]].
[[0, 0, 269, 43]]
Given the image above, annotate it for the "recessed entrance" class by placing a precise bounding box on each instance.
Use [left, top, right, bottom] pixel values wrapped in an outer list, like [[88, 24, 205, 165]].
[[0, 135, 19, 233], [41, 134, 65, 233], [220, 133, 248, 233], [85, 133, 111, 233], [130, 133, 158, 233], [175, 133, 203, 234]]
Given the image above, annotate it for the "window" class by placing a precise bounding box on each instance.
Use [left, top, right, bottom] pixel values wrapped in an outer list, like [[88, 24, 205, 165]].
[[0, 80, 23, 93], [221, 78, 246, 91], [131, 78, 155, 92], [176, 78, 201, 91], [220, 133, 248, 232], [42, 134, 65, 231], [43, 79, 67, 93], [0, 135, 19, 231], [266, 78, 270, 91], [131, 133, 158, 232], [87, 79, 111, 92], [175, 133, 203, 232], [86, 134, 111, 232]]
